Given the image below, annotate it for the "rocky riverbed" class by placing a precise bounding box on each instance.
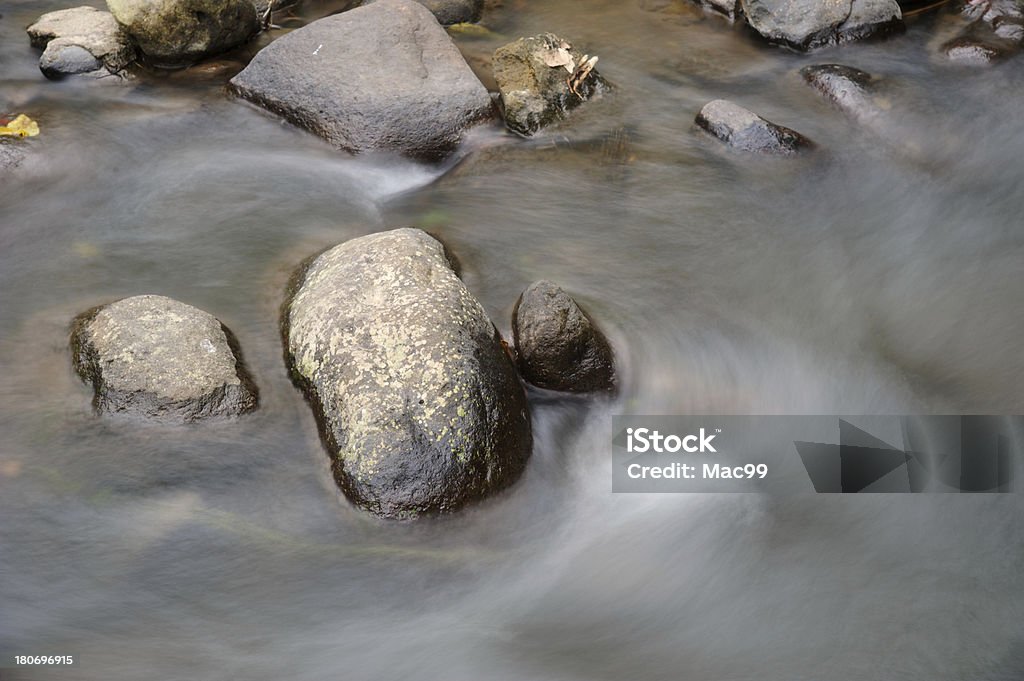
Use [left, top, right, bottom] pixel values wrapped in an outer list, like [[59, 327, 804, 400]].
[[1, 0, 1024, 678]]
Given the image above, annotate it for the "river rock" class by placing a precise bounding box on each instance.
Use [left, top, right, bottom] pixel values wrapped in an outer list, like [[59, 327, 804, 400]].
[[492, 33, 609, 136], [740, 0, 902, 50], [106, 0, 260, 67], [415, 0, 484, 24], [285, 228, 532, 518], [800, 63, 882, 125], [0, 142, 27, 172], [512, 281, 615, 393], [230, 0, 493, 158], [27, 7, 136, 78], [71, 295, 258, 422], [941, 0, 1024, 65], [695, 99, 813, 154]]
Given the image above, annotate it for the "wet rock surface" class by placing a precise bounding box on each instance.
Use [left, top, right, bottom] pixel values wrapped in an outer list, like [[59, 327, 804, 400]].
[[941, 0, 1024, 65], [285, 228, 532, 519], [27, 6, 135, 78], [801, 63, 883, 124], [512, 280, 615, 393], [230, 0, 493, 158], [0, 142, 27, 172], [415, 0, 484, 24], [106, 0, 259, 67], [71, 295, 258, 422], [740, 0, 902, 50], [493, 33, 608, 136], [696, 99, 813, 154]]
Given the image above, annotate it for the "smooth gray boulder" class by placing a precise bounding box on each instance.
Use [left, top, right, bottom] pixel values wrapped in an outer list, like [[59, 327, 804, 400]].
[[106, 0, 259, 67], [285, 228, 532, 518], [71, 295, 258, 422], [27, 6, 135, 78], [696, 99, 813, 154], [415, 0, 484, 24], [493, 33, 609, 136], [740, 0, 902, 50], [230, 0, 493, 158], [512, 281, 615, 393]]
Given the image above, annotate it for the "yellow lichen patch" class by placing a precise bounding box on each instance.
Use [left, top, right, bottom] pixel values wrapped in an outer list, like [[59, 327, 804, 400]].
[[0, 114, 40, 138]]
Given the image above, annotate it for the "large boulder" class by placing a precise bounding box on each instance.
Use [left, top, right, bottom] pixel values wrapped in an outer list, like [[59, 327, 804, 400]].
[[512, 281, 615, 393], [285, 228, 532, 518], [106, 0, 259, 68], [27, 6, 136, 79], [740, 0, 902, 50], [695, 99, 813, 154], [492, 33, 609, 136], [230, 0, 493, 158], [71, 295, 258, 422]]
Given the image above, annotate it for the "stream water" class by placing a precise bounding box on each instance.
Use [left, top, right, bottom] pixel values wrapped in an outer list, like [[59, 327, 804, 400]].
[[2, 0, 1023, 679]]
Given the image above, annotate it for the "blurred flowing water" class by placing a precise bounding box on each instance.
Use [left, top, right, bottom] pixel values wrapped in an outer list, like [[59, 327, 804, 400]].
[[1, 0, 1023, 679]]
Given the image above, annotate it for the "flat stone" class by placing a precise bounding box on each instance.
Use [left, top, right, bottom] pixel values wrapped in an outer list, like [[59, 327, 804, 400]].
[[71, 295, 258, 422], [695, 99, 813, 154], [230, 0, 493, 158]]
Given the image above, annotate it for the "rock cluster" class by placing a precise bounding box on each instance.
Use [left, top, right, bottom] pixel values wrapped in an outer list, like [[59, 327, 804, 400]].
[[27, 6, 135, 79], [941, 0, 1024, 65]]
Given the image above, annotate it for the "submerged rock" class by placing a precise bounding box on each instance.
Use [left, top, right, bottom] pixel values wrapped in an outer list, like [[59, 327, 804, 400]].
[[71, 295, 258, 422], [0, 142, 27, 172], [415, 0, 484, 24], [512, 281, 615, 393], [106, 0, 259, 68], [695, 99, 813, 154], [27, 6, 135, 78], [740, 0, 902, 50], [285, 228, 532, 518], [492, 33, 608, 136], [230, 0, 493, 158]]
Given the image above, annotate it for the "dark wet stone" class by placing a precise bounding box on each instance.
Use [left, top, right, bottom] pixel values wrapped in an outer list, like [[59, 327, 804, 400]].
[[943, 35, 1010, 63], [107, 0, 259, 68], [512, 280, 615, 393], [940, 0, 1024, 65], [284, 228, 532, 519], [800, 64, 883, 124], [740, 0, 902, 50], [416, 0, 484, 24], [230, 0, 493, 158], [27, 6, 135, 78], [695, 99, 813, 154], [71, 295, 258, 422], [492, 33, 609, 136]]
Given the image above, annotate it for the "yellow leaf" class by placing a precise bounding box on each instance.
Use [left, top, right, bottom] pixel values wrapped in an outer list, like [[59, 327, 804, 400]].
[[0, 114, 40, 138]]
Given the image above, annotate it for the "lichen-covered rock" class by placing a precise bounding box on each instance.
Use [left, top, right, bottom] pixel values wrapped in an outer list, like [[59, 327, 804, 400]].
[[416, 0, 484, 24], [71, 295, 258, 422], [695, 99, 813, 154], [230, 0, 493, 158], [106, 0, 259, 68], [285, 228, 532, 518], [740, 0, 902, 50], [492, 33, 609, 136], [27, 6, 135, 78], [512, 281, 615, 393]]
